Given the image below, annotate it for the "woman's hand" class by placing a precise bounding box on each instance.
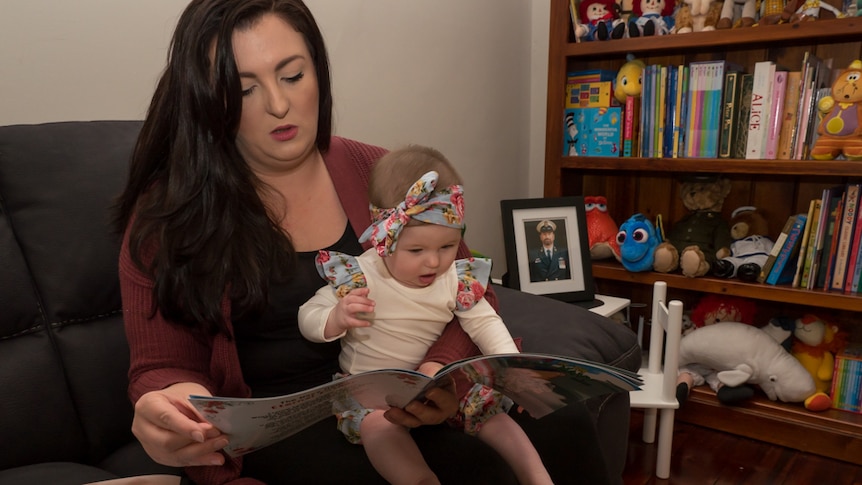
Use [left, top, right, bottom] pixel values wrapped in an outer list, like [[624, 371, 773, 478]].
[[131, 382, 229, 467], [384, 373, 459, 428]]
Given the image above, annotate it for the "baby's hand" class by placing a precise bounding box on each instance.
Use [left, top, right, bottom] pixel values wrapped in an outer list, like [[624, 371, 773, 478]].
[[326, 287, 375, 337]]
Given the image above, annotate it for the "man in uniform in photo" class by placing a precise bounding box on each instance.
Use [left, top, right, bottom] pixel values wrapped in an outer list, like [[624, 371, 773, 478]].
[[529, 220, 570, 282]]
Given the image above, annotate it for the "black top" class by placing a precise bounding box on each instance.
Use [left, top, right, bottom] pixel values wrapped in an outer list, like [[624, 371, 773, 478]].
[[234, 224, 363, 397]]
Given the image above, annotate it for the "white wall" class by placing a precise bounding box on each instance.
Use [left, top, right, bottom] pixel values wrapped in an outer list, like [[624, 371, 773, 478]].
[[0, 0, 549, 278]]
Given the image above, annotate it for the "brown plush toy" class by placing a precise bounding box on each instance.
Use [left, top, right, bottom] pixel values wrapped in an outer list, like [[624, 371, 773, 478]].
[[810, 59, 862, 161], [653, 176, 732, 277], [712, 206, 775, 282], [673, 0, 723, 33]]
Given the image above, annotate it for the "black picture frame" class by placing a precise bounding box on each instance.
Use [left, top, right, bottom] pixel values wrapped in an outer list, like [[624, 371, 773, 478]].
[[500, 196, 594, 303]]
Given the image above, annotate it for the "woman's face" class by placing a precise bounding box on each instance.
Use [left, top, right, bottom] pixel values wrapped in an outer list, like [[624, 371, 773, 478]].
[[232, 13, 320, 174]]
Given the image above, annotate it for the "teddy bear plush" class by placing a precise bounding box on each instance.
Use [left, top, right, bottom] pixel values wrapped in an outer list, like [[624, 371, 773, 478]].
[[712, 206, 775, 281], [716, 0, 757, 28], [653, 176, 733, 277], [673, 0, 723, 33], [809, 59, 862, 161], [792, 314, 849, 411]]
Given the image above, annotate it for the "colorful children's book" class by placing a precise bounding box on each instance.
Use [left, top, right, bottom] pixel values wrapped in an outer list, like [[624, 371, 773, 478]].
[[622, 95, 642, 157], [732, 73, 755, 159], [685, 60, 726, 158], [800, 198, 822, 289], [793, 198, 818, 288], [718, 70, 743, 159], [776, 71, 802, 160], [766, 213, 807, 285], [745, 61, 776, 159], [845, 196, 862, 294], [188, 353, 642, 457], [758, 215, 797, 283], [764, 70, 788, 160], [820, 188, 846, 290], [831, 183, 860, 291]]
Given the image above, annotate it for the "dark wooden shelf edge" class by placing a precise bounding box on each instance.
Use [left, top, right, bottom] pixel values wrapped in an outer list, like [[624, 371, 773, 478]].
[[557, 157, 862, 177], [591, 261, 862, 311], [676, 387, 862, 465], [561, 17, 862, 59]]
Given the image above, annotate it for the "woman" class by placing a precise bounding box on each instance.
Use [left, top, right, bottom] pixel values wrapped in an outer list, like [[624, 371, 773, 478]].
[[114, 0, 531, 483]]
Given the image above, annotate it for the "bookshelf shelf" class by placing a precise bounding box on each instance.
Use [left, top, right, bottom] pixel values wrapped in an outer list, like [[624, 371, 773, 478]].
[[559, 157, 862, 176], [545, 0, 862, 465], [560, 17, 862, 60], [592, 261, 862, 312]]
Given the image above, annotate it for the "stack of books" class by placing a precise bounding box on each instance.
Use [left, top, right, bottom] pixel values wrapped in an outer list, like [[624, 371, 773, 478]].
[[562, 69, 621, 157], [759, 183, 862, 293], [573, 51, 837, 160]]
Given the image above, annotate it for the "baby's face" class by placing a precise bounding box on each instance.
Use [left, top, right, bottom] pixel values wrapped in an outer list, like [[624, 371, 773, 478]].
[[384, 224, 462, 288]]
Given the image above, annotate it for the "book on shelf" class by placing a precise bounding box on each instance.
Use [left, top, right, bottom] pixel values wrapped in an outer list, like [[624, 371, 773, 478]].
[[831, 183, 860, 291], [663, 65, 676, 159], [731, 73, 754, 159], [793, 53, 833, 160], [845, 196, 862, 294], [718, 70, 743, 159], [809, 186, 841, 289], [684, 60, 726, 158], [792, 198, 818, 288], [188, 352, 642, 457], [763, 70, 788, 160], [758, 214, 797, 284], [766, 213, 807, 286], [745, 60, 776, 159], [776, 70, 802, 160], [799, 198, 822, 289], [622, 95, 641, 157], [639, 64, 652, 158], [819, 187, 846, 290], [652, 66, 667, 158], [675, 65, 690, 158]]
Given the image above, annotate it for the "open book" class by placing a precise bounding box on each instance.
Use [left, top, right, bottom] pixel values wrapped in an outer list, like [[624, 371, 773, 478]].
[[189, 352, 641, 457]]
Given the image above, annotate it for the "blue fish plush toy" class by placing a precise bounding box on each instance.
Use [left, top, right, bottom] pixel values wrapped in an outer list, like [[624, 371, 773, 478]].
[[618, 213, 660, 272]]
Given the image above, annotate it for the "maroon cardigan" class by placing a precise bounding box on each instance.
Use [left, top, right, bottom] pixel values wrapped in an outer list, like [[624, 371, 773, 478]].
[[120, 136, 496, 484]]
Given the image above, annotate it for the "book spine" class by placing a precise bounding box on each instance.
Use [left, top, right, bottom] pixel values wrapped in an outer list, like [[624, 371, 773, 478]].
[[766, 214, 807, 285], [719, 71, 741, 158], [732, 74, 754, 159], [676, 66, 690, 158], [704, 62, 725, 158], [809, 187, 835, 289], [800, 199, 822, 289], [821, 193, 846, 290], [764, 70, 788, 160], [758, 215, 797, 283], [622, 95, 640, 157], [656, 65, 667, 158], [832, 184, 860, 290], [745, 61, 775, 159], [845, 198, 862, 294], [568, 0, 581, 44], [777, 71, 802, 160], [663, 66, 677, 158], [793, 198, 817, 288]]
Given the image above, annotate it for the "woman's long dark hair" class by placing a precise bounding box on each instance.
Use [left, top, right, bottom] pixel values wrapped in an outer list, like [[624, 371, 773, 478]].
[[113, 0, 333, 335]]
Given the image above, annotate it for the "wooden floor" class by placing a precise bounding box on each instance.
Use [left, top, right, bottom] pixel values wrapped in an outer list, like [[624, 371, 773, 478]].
[[623, 410, 862, 485]]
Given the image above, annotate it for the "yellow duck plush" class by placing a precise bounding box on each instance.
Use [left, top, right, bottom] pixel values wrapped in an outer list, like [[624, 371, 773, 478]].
[[810, 59, 862, 161], [791, 315, 848, 411]]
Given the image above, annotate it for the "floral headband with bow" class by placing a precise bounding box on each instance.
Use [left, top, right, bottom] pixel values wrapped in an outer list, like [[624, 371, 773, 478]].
[[359, 171, 464, 256]]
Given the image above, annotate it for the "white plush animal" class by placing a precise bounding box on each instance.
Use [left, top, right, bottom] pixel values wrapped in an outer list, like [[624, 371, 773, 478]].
[[679, 322, 816, 403]]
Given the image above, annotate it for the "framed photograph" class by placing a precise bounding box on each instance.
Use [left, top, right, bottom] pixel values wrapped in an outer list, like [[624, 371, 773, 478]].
[[500, 196, 594, 303]]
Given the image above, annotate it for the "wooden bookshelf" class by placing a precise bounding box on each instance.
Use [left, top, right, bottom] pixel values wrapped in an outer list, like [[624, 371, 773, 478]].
[[544, 0, 862, 464]]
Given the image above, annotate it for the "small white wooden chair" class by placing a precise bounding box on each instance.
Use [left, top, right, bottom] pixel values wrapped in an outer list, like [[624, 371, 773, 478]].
[[628, 281, 684, 479]]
